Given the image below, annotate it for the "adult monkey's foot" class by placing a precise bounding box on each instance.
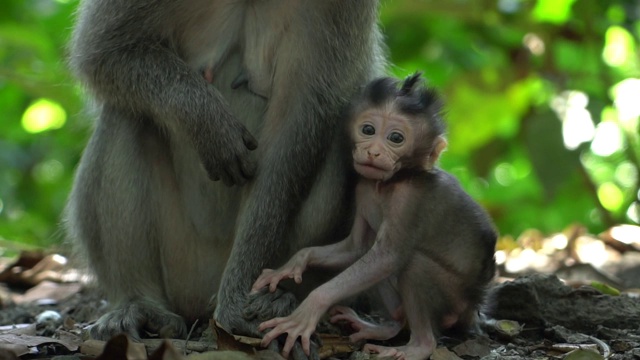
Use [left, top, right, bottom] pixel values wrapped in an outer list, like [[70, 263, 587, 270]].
[[243, 288, 298, 323], [90, 299, 187, 341]]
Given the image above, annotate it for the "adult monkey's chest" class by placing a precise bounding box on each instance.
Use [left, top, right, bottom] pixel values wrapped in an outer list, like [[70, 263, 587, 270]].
[[241, 0, 298, 98], [180, 0, 298, 99]]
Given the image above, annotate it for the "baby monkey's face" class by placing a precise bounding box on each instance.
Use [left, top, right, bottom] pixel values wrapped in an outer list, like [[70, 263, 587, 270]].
[[351, 108, 416, 181]]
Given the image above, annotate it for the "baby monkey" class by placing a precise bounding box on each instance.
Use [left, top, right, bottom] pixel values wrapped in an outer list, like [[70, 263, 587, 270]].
[[251, 73, 497, 360]]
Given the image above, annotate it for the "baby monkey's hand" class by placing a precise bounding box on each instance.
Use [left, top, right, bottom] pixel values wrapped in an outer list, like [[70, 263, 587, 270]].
[[251, 249, 311, 294]]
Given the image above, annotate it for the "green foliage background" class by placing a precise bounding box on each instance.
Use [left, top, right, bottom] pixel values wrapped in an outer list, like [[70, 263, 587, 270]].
[[0, 0, 639, 247]]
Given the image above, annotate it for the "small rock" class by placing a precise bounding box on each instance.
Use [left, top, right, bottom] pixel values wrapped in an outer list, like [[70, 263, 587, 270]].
[[36, 310, 62, 326]]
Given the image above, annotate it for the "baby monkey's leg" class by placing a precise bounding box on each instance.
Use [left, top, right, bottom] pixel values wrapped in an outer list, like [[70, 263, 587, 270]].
[[364, 256, 460, 360], [363, 288, 437, 360], [329, 278, 404, 342]]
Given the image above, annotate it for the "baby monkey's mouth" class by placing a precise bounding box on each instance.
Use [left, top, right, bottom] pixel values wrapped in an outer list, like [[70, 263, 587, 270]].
[[354, 161, 392, 180], [361, 161, 381, 168], [355, 160, 387, 171]]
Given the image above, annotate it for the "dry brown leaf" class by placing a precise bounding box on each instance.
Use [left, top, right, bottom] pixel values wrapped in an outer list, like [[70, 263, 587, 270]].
[[13, 281, 82, 305], [451, 337, 492, 358], [211, 321, 256, 355], [430, 347, 463, 360], [0, 346, 24, 358], [63, 316, 77, 331], [0, 333, 79, 354], [552, 343, 599, 353], [81, 339, 107, 357], [316, 334, 359, 359], [186, 350, 254, 359], [211, 320, 358, 359], [56, 330, 84, 351], [254, 350, 285, 359], [95, 335, 129, 359], [141, 339, 216, 354], [148, 340, 184, 360], [0, 251, 45, 286], [85, 334, 147, 360], [18, 254, 68, 285], [0, 323, 36, 336]]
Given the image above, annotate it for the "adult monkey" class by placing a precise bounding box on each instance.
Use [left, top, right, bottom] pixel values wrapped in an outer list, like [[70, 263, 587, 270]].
[[65, 0, 385, 352]]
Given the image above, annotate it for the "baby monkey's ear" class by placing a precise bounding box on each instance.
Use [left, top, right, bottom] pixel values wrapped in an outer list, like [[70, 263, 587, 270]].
[[423, 136, 447, 171]]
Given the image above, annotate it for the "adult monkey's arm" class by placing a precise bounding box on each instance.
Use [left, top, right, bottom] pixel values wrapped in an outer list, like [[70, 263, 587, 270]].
[[214, 0, 384, 338]]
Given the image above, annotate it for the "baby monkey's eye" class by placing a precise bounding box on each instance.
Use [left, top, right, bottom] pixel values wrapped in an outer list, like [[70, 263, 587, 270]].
[[362, 124, 375, 136], [388, 132, 404, 144]]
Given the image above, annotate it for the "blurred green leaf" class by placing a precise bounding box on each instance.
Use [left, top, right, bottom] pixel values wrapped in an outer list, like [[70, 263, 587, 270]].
[[524, 111, 582, 199], [532, 0, 577, 24]]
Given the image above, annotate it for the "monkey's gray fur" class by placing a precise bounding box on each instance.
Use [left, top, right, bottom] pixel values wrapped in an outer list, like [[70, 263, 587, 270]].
[[65, 0, 386, 352]]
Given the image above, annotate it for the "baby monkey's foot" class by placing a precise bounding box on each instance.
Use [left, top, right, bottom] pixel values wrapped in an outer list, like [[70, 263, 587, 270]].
[[363, 344, 405, 360], [364, 343, 433, 360], [329, 305, 402, 342]]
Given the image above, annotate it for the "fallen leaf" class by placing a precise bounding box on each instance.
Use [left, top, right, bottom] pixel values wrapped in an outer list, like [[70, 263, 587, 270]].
[[552, 343, 599, 353], [0, 324, 36, 336], [63, 316, 77, 331], [148, 340, 183, 360], [589, 281, 620, 296], [56, 330, 84, 351], [431, 346, 463, 360], [0, 333, 78, 354], [0, 344, 30, 357], [95, 335, 129, 360], [80, 340, 107, 357], [211, 321, 255, 355], [255, 350, 285, 359], [17, 254, 69, 285], [563, 349, 604, 360], [0, 251, 45, 286], [316, 334, 359, 359], [494, 320, 524, 337], [186, 350, 254, 359], [85, 334, 147, 360], [452, 337, 492, 358], [141, 339, 216, 354], [14, 281, 82, 305]]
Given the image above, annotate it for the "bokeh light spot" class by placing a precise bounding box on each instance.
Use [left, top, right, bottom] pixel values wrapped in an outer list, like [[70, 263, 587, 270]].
[[603, 26, 634, 67], [590, 122, 623, 157], [21, 99, 67, 134], [523, 33, 545, 55], [611, 78, 640, 125], [32, 159, 65, 184], [597, 182, 624, 212], [494, 162, 517, 186], [627, 203, 639, 223], [615, 162, 637, 189], [551, 91, 595, 150]]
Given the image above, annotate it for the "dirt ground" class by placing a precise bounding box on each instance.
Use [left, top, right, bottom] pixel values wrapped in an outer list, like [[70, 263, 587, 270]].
[[0, 235, 639, 359]]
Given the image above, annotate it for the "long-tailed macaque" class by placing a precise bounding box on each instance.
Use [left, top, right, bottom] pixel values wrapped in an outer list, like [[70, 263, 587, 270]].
[[251, 74, 497, 360], [65, 0, 385, 353]]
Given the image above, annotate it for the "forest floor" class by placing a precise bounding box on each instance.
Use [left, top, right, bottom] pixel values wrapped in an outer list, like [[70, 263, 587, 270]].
[[0, 224, 639, 359]]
